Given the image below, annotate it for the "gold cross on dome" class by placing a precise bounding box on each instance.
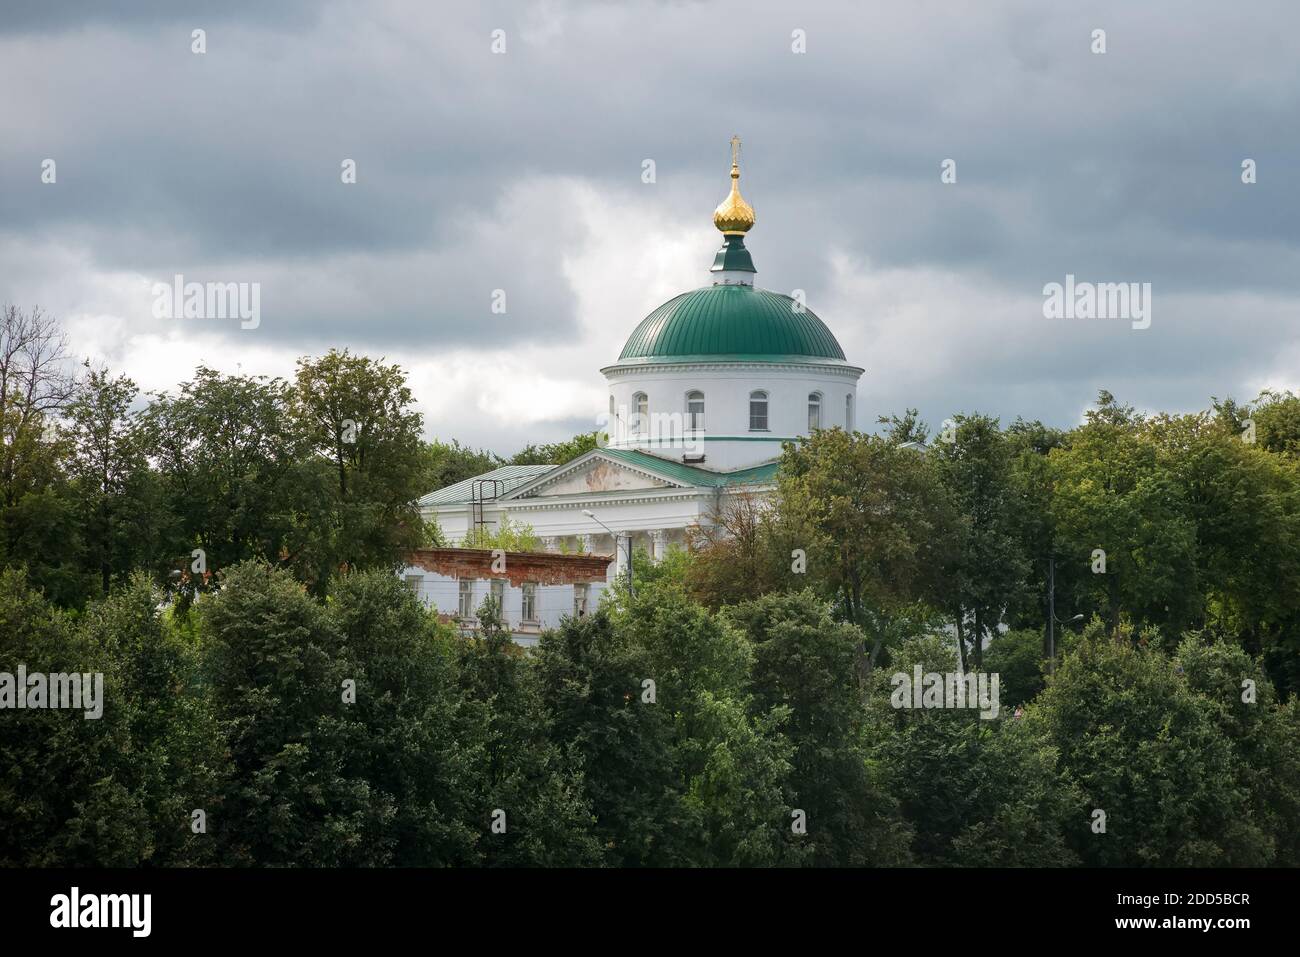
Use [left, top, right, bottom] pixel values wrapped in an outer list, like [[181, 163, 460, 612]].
[[730, 135, 741, 167]]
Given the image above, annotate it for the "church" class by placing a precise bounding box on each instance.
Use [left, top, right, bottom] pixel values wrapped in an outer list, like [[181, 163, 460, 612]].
[[409, 140, 863, 624]]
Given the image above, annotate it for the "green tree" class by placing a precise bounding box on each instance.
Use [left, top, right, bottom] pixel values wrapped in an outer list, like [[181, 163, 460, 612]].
[[1220, 389, 1300, 457], [510, 431, 601, 467], [326, 570, 482, 865], [684, 491, 786, 608], [0, 305, 75, 509], [455, 602, 602, 866], [290, 350, 431, 584], [139, 368, 305, 597], [725, 590, 912, 866], [1049, 393, 1198, 640], [0, 306, 87, 606], [1027, 623, 1272, 865], [929, 414, 1031, 668], [65, 366, 167, 597], [533, 608, 686, 865], [73, 573, 228, 865], [200, 561, 395, 865], [0, 569, 225, 866], [776, 428, 957, 671], [420, 439, 502, 490], [876, 407, 929, 445], [460, 515, 540, 551], [0, 486, 92, 608], [0, 568, 143, 865], [1147, 410, 1300, 691], [1177, 634, 1300, 864], [865, 634, 1079, 866], [612, 578, 804, 866], [1004, 418, 1074, 639], [983, 626, 1077, 708]]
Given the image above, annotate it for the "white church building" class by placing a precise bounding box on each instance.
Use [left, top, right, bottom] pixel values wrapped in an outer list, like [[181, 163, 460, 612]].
[[406, 140, 864, 621]]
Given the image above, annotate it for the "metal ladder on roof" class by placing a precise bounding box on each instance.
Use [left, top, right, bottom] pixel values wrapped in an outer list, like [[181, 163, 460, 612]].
[[470, 478, 505, 539]]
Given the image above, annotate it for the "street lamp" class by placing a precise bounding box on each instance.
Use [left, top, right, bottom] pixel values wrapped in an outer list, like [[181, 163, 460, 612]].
[[1046, 554, 1086, 675], [582, 509, 632, 597]]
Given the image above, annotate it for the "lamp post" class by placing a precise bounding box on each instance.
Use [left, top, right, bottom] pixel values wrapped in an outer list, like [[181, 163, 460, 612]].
[[582, 509, 632, 597], [1048, 554, 1056, 674], [1046, 554, 1085, 674]]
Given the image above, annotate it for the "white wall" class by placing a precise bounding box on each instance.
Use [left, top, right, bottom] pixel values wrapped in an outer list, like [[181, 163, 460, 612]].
[[400, 566, 610, 646], [603, 361, 861, 469]]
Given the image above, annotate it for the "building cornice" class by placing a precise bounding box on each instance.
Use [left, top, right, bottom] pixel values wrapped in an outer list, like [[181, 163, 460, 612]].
[[608, 435, 797, 446], [506, 491, 707, 511], [422, 482, 776, 516], [601, 358, 865, 379]]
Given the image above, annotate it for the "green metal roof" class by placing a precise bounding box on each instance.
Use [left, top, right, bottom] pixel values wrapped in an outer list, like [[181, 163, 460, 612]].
[[596, 448, 779, 487], [419, 465, 555, 507], [617, 284, 847, 363]]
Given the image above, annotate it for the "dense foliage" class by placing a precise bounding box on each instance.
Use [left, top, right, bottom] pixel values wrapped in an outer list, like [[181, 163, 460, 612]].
[[3, 305, 1299, 867], [5, 557, 1298, 867]]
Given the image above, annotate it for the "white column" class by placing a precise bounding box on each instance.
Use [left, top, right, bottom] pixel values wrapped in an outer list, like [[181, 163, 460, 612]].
[[650, 529, 668, 563]]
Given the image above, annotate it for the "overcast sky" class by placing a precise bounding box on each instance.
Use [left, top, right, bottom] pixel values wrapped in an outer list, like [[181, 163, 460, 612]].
[[3, 0, 1299, 454]]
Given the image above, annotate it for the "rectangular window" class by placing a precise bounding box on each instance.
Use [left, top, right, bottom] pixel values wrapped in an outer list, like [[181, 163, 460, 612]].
[[574, 583, 589, 617], [749, 396, 768, 431], [490, 579, 505, 612], [404, 574, 424, 594], [458, 579, 474, 619], [522, 582, 537, 622]]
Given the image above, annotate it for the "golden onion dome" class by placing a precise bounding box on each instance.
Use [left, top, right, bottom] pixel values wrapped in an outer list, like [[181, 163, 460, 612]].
[[712, 135, 755, 235]]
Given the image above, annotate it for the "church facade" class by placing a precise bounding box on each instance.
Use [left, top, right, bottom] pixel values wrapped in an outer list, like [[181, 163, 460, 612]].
[[418, 141, 864, 582]]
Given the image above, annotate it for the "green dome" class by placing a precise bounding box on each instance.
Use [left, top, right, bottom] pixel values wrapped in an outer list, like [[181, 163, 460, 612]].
[[617, 284, 847, 363]]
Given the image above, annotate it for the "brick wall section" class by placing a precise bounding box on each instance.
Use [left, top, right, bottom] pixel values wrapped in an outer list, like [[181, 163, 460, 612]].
[[406, 547, 613, 588]]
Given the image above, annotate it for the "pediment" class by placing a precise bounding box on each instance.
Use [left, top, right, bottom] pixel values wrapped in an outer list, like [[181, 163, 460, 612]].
[[513, 453, 679, 498]]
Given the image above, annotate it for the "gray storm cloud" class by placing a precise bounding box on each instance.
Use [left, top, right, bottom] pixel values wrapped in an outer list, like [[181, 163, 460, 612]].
[[2, 0, 1298, 451]]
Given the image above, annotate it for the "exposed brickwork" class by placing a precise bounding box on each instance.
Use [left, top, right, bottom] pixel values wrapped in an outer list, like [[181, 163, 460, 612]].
[[406, 547, 613, 587]]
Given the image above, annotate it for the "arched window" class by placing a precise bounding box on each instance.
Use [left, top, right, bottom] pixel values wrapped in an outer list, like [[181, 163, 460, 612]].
[[807, 392, 822, 431], [749, 390, 769, 431], [632, 392, 648, 434], [686, 390, 705, 430], [846, 394, 855, 432]]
